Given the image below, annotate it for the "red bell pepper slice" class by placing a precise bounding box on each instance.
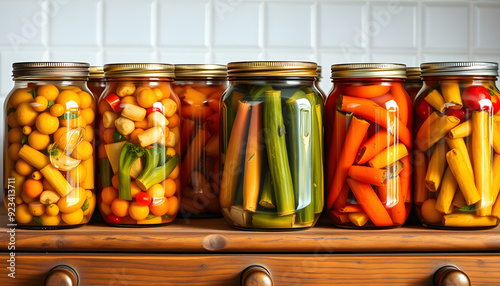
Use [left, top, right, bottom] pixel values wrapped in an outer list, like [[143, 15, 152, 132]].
[[146, 102, 164, 116], [105, 94, 122, 113]]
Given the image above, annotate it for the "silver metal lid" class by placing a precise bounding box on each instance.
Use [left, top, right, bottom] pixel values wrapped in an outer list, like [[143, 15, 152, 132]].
[[420, 62, 498, 77], [331, 63, 407, 79], [12, 62, 90, 80]]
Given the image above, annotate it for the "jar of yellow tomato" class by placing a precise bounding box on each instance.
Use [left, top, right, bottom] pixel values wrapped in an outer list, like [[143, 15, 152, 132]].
[[4, 62, 97, 229], [172, 64, 227, 218], [98, 63, 181, 226]]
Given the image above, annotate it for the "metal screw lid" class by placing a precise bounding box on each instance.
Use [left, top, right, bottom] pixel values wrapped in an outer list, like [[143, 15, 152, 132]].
[[227, 61, 317, 78], [12, 62, 90, 80], [89, 66, 104, 78], [174, 64, 227, 78], [406, 67, 421, 80], [104, 63, 175, 78], [331, 63, 407, 79], [420, 62, 498, 77]]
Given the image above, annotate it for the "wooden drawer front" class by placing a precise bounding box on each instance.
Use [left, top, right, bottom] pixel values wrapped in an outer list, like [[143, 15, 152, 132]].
[[1, 253, 500, 285]]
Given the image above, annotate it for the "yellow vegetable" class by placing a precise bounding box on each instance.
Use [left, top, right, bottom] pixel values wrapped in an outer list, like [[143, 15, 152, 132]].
[[472, 111, 493, 216], [424, 89, 446, 113], [114, 116, 135, 135], [9, 88, 34, 108], [40, 164, 73, 197], [39, 213, 61, 226], [15, 204, 33, 224], [39, 190, 60, 205], [121, 104, 147, 122], [15, 102, 39, 126], [448, 120, 471, 139], [445, 137, 472, 174], [435, 168, 457, 214], [61, 209, 84, 225], [137, 216, 162, 224], [424, 141, 447, 192], [104, 141, 126, 173], [446, 149, 480, 206], [416, 114, 460, 151], [57, 187, 86, 214], [138, 127, 164, 147], [348, 212, 369, 227], [81, 157, 95, 189], [103, 111, 119, 128], [368, 143, 408, 169], [19, 145, 50, 169], [440, 82, 463, 108], [443, 213, 497, 227]]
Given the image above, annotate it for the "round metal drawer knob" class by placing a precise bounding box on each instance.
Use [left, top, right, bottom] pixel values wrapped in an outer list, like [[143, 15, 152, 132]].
[[44, 265, 79, 286], [241, 265, 273, 286], [434, 266, 470, 286]]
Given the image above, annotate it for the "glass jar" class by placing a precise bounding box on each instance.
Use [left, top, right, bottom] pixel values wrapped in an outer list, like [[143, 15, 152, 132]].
[[414, 61, 500, 229], [404, 67, 422, 102], [315, 66, 327, 101], [4, 62, 97, 229], [97, 63, 181, 226], [172, 64, 227, 219], [220, 61, 324, 230], [325, 63, 412, 229], [88, 66, 105, 99]]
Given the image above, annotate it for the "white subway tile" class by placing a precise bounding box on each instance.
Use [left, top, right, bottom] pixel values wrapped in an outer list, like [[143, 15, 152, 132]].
[[265, 50, 315, 62], [0, 0, 45, 47], [319, 49, 369, 66], [213, 50, 263, 65], [104, 0, 153, 46], [104, 49, 156, 63], [159, 50, 210, 64], [266, 2, 312, 48], [370, 52, 418, 66], [422, 53, 470, 63], [158, 0, 208, 47], [50, 0, 100, 46], [213, 1, 260, 47], [423, 4, 469, 51], [1, 49, 49, 96], [50, 49, 101, 65], [472, 54, 500, 66], [474, 4, 500, 51], [318, 2, 367, 48], [370, 3, 418, 49]]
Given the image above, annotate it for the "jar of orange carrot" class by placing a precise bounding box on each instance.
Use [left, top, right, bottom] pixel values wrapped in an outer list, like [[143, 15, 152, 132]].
[[414, 61, 500, 229], [171, 64, 227, 218], [97, 63, 181, 226], [404, 67, 422, 102], [220, 61, 324, 230], [325, 63, 412, 229], [4, 62, 97, 229]]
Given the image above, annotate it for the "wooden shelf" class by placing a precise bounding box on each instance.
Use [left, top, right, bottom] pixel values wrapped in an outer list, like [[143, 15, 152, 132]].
[[1, 213, 499, 254]]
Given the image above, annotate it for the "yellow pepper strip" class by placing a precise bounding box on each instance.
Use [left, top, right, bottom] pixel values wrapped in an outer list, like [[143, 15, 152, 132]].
[[448, 120, 471, 139], [424, 89, 446, 113], [414, 150, 428, 206], [452, 190, 466, 209], [368, 143, 408, 169], [445, 137, 473, 175], [348, 212, 369, 227], [443, 213, 497, 227], [435, 168, 457, 214], [441, 82, 463, 108], [425, 141, 447, 192], [416, 114, 460, 151], [472, 111, 493, 217], [446, 149, 480, 206], [40, 164, 73, 197], [490, 155, 500, 219], [493, 127, 500, 154]]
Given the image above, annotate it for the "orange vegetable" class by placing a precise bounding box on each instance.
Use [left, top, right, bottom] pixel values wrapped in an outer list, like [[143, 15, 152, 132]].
[[220, 101, 251, 209], [181, 105, 213, 120], [332, 183, 349, 211], [343, 83, 391, 98], [181, 86, 207, 106], [180, 119, 195, 155], [338, 95, 412, 148], [206, 112, 219, 134], [356, 130, 395, 164], [207, 96, 220, 112], [327, 116, 370, 210], [347, 165, 387, 186], [386, 176, 406, 225], [181, 128, 211, 187], [134, 118, 149, 129], [346, 178, 393, 227], [243, 103, 262, 212], [327, 111, 351, 187], [399, 156, 411, 203], [23, 179, 43, 199], [339, 204, 364, 213]]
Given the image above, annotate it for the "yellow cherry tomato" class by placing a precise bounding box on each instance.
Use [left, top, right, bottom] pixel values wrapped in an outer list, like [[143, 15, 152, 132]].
[[77, 91, 93, 109], [46, 204, 60, 216], [36, 112, 60, 135], [8, 128, 24, 143], [7, 143, 22, 161], [147, 184, 165, 199], [58, 187, 86, 213], [56, 90, 80, 110], [421, 199, 443, 224], [37, 84, 59, 101], [111, 199, 130, 217], [31, 171, 42, 180], [9, 88, 34, 108], [61, 209, 84, 225], [16, 159, 33, 176], [40, 213, 61, 226], [83, 125, 94, 142], [15, 102, 38, 126], [28, 130, 50, 150], [29, 202, 46, 216], [16, 204, 33, 224], [50, 103, 65, 117], [33, 96, 48, 112], [7, 112, 20, 128], [67, 164, 87, 186], [22, 125, 32, 135], [80, 108, 95, 125], [128, 203, 149, 221]]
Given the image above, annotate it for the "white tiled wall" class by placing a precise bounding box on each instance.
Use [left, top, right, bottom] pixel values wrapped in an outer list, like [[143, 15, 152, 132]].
[[0, 0, 499, 98]]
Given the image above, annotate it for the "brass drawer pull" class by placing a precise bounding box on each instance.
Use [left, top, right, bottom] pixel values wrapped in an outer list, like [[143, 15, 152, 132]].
[[241, 265, 273, 286], [434, 266, 470, 286], [44, 265, 79, 286]]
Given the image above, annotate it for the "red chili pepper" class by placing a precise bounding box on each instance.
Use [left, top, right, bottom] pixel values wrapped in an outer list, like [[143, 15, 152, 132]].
[[146, 102, 164, 115], [105, 94, 122, 113], [107, 213, 122, 224], [462, 86, 492, 111], [446, 107, 466, 122]]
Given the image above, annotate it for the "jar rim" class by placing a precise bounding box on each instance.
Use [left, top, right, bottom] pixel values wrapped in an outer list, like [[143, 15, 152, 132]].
[[12, 62, 90, 80], [330, 63, 407, 79], [421, 61, 498, 76], [227, 61, 317, 78], [104, 63, 175, 78]]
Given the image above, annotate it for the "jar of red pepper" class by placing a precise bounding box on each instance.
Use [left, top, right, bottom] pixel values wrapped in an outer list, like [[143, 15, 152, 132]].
[[325, 63, 412, 228]]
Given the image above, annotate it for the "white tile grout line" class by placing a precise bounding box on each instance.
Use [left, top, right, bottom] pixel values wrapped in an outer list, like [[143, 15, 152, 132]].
[[151, 0, 158, 62], [207, 0, 214, 63]]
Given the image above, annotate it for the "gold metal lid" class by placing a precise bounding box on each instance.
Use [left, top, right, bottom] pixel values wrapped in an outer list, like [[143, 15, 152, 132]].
[[421, 61, 498, 77], [89, 66, 104, 78], [174, 64, 227, 78], [331, 63, 407, 79], [316, 66, 322, 79], [227, 61, 317, 77], [406, 67, 421, 80], [104, 63, 175, 78], [12, 62, 89, 80]]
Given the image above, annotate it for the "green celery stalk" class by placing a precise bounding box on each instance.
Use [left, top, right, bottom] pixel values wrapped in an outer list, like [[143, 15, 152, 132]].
[[252, 212, 296, 228], [99, 159, 112, 188], [118, 143, 146, 200], [136, 154, 179, 191], [308, 94, 324, 214], [258, 172, 275, 209], [264, 90, 295, 216], [249, 85, 273, 101]]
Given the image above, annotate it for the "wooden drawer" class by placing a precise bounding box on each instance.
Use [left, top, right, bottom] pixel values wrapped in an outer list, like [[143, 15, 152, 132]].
[[2, 253, 500, 285]]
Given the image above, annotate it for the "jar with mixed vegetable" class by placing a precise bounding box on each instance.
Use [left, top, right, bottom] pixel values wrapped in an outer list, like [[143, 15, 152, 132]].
[[97, 64, 180, 226]]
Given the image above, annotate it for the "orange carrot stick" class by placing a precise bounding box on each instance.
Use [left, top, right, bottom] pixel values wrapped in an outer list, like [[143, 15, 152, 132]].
[[181, 128, 211, 187], [347, 178, 393, 227], [330, 209, 350, 224], [332, 183, 349, 211], [400, 156, 411, 203], [327, 111, 351, 186], [391, 84, 411, 126], [326, 116, 370, 210], [220, 101, 251, 208], [339, 204, 364, 213], [378, 176, 399, 206], [338, 95, 412, 148], [356, 130, 395, 164], [347, 165, 387, 186], [343, 83, 391, 98], [386, 175, 406, 225], [243, 104, 262, 212]]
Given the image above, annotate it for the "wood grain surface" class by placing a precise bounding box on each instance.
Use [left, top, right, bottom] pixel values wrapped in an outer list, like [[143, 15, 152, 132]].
[[1, 253, 499, 285]]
